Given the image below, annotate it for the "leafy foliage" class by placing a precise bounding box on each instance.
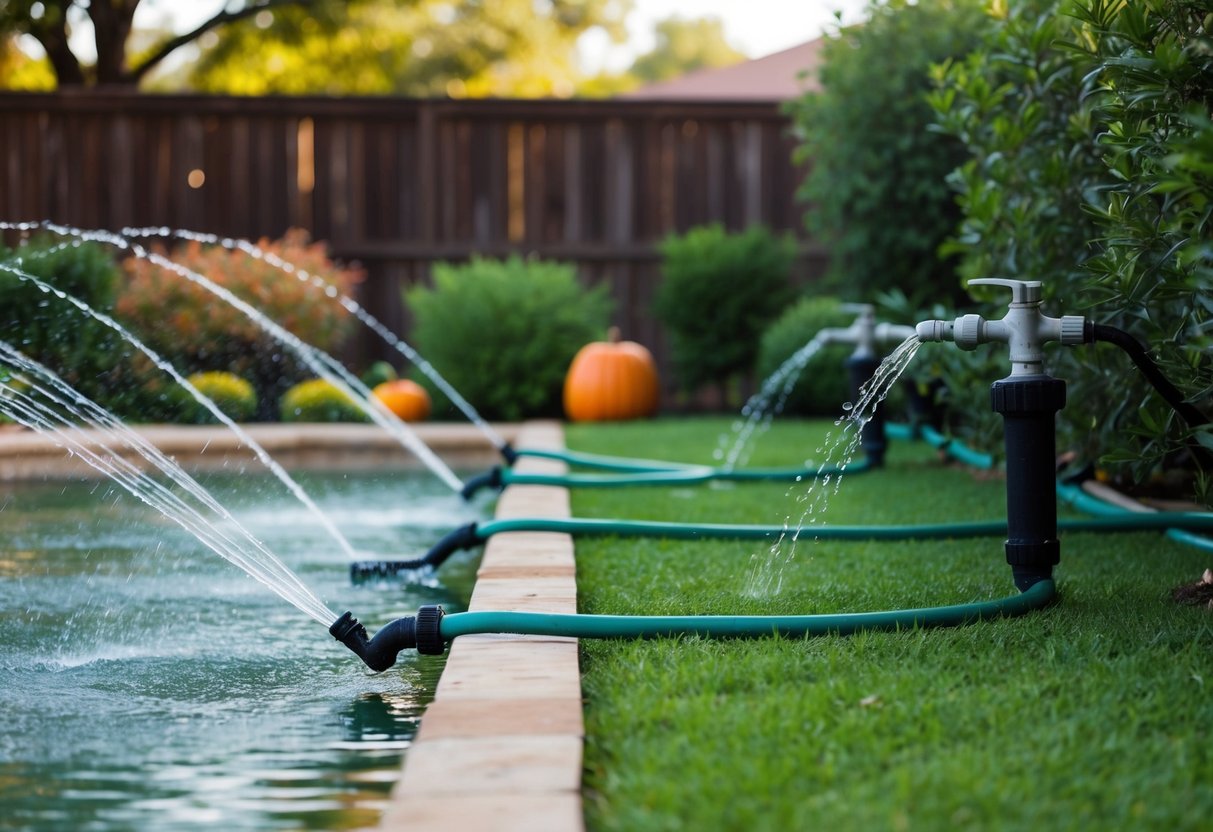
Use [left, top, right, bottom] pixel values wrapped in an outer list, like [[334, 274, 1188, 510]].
[[930, 0, 1213, 500], [279, 378, 368, 423], [182, 371, 258, 424], [0, 0, 324, 88], [115, 231, 360, 421], [629, 15, 746, 84], [654, 224, 796, 394], [405, 255, 612, 422], [788, 0, 990, 302], [187, 0, 628, 97], [0, 34, 53, 89], [0, 238, 148, 416], [754, 296, 853, 417]]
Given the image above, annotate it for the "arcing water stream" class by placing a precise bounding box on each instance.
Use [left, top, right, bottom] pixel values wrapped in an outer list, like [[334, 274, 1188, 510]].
[[2, 222, 464, 494], [0, 341, 336, 625], [0, 254, 362, 562], [715, 332, 830, 470], [119, 226, 509, 452], [745, 335, 923, 596]]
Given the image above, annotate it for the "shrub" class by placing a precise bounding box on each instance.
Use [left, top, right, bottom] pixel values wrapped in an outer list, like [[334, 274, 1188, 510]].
[[788, 0, 989, 303], [930, 0, 1213, 501], [405, 256, 612, 421], [654, 224, 795, 397], [181, 371, 258, 423], [754, 297, 854, 417], [279, 379, 368, 423], [0, 237, 148, 416], [115, 230, 361, 421], [360, 360, 398, 389]]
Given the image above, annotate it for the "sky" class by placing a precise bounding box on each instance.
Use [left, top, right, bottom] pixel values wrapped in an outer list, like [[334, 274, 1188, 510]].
[[127, 0, 872, 73]]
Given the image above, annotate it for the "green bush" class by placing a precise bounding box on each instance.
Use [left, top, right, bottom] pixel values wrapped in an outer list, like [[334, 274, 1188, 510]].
[[754, 297, 853, 417], [405, 256, 611, 422], [930, 0, 1213, 501], [788, 0, 989, 303], [0, 237, 151, 417], [180, 371, 258, 423], [279, 378, 368, 423], [360, 360, 397, 389], [654, 224, 795, 396], [115, 230, 360, 421]]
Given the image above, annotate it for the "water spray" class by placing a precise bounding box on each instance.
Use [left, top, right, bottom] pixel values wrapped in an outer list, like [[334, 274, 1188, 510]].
[[334, 277, 1210, 670], [818, 303, 916, 468]]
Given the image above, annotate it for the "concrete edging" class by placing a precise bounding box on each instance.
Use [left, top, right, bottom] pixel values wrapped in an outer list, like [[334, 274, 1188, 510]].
[[380, 420, 584, 832]]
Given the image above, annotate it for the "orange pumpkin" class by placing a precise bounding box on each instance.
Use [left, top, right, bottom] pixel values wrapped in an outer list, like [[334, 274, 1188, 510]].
[[564, 327, 660, 422], [372, 379, 432, 422]]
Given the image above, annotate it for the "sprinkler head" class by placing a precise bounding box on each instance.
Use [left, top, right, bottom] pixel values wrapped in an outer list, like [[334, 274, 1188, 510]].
[[348, 523, 484, 582], [330, 607, 447, 671], [461, 466, 504, 500]]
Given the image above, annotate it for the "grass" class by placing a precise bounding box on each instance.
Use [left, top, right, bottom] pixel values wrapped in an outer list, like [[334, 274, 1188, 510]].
[[565, 417, 1213, 831]]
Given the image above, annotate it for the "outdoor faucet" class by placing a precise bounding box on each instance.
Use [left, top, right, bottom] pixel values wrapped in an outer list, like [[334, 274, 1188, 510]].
[[915, 279, 1088, 376], [819, 304, 919, 467], [914, 278, 1094, 591]]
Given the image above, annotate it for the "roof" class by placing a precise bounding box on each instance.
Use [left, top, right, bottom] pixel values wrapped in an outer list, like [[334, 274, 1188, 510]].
[[620, 38, 824, 102]]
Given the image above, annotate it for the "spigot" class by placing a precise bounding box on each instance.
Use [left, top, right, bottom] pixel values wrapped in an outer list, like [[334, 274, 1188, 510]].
[[821, 303, 917, 360], [915, 279, 1089, 376]]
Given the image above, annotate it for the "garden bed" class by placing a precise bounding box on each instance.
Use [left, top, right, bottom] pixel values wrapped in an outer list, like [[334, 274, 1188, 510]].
[[567, 417, 1212, 830]]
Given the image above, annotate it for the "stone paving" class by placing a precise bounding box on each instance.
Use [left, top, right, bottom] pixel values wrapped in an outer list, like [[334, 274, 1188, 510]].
[[381, 421, 583, 832]]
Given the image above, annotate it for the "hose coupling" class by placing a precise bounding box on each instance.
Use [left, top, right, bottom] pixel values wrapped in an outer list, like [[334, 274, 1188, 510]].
[[331, 605, 447, 671]]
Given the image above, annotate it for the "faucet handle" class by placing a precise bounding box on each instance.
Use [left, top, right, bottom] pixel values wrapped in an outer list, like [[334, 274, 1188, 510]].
[[839, 302, 875, 315], [968, 278, 1042, 305]]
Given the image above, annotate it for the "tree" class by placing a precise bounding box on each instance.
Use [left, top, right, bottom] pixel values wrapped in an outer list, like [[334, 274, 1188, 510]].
[[929, 0, 1213, 502], [0, 33, 53, 89], [0, 0, 322, 88], [787, 0, 990, 303], [629, 15, 746, 84], [186, 0, 630, 97]]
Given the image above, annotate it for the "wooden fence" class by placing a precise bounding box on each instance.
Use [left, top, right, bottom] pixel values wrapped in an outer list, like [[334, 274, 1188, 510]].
[[0, 92, 824, 402]]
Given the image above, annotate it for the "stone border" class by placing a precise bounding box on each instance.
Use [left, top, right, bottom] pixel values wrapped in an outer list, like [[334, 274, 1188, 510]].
[[380, 421, 583, 832], [0, 422, 513, 479]]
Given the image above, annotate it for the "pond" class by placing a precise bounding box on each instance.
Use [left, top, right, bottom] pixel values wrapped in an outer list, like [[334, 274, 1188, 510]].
[[0, 468, 484, 831]]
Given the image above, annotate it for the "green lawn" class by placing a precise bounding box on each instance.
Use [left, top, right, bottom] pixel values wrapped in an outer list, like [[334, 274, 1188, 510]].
[[566, 417, 1213, 831]]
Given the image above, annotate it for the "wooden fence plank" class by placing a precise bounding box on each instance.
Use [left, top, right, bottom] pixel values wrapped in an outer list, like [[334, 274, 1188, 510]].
[[0, 93, 826, 400]]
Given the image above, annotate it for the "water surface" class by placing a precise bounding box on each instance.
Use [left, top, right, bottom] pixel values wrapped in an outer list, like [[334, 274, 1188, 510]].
[[0, 469, 482, 831]]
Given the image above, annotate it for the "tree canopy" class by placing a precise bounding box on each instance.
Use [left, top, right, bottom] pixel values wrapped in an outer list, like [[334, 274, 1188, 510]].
[[184, 0, 629, 97], [628, 15, 746, 84], [0, 0, 325, 88]]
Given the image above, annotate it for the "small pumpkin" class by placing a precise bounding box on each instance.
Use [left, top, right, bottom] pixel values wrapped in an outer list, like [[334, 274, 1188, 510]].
[[564, 327, 660, 422], [373, 379, 432, 422]]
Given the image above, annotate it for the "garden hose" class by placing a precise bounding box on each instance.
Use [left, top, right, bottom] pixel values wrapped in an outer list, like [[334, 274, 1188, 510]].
[[332, 578, 1058, 668], [1056, 480, 1213, 553], [460, 458, 871, 499], [351, 507, 1213, 578], [464, 421, 1002, 500]]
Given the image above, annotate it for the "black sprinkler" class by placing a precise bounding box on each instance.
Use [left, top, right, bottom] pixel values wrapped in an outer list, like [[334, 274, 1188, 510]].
[[330, 606, 446, 671], [349, 522, 482, 580]]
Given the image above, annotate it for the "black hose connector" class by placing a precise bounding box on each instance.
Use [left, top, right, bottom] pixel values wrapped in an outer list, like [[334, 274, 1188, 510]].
[[330, 605, 447, 671], [348, 522, 483, 581], [500, 442, 519, 465], [461, 466, 504, 500]]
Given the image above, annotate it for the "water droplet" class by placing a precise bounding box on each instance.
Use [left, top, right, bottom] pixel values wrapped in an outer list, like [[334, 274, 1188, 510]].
[[842, 401, 853, 412]]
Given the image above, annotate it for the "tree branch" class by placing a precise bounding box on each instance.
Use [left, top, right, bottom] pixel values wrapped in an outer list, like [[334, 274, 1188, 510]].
[[126, 0, 316, 84]]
